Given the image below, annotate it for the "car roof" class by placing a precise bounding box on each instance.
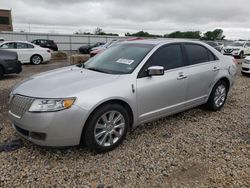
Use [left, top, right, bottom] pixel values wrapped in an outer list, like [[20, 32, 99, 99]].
[[2, 41, 33, 43], [32, 39, 52, 41], [123, 38, 207, 46]]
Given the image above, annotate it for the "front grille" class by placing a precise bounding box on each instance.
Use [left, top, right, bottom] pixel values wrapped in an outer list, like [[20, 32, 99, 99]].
[[224, 49, 233, 53], [9, 95, 34, 118], [242, 67, 249, 71]]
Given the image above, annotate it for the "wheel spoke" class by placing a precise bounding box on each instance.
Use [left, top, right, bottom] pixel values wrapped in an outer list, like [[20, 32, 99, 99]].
[[114, 123, 125, 129], [100, 132, 109, 145], [113, 114, 122, 124], [113, 130, 121, 137], [95, 130, 107, 140], [96, 123, 105, 129], [109, 111, 116, 122], [101, 114, 109, 124], [108, 133, 114, 145]]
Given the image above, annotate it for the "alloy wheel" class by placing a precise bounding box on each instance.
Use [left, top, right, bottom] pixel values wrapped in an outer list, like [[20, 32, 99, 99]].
[[214, 85, 227, 108], [94, 110, 125, 147], [32, 55, 42, 65]]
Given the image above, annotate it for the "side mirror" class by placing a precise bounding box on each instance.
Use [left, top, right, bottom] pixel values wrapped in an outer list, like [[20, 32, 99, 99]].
[[147, 66, 164, 76]]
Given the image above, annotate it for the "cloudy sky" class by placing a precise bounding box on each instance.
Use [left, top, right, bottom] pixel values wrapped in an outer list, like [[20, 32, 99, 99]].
[[1, 0, 250, 39]]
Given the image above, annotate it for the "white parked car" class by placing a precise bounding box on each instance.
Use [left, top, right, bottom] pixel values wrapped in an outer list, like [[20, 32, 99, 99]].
[[223, 41, 250, 59], [242, 56, 250, 75], [0, 41, 51, 65]]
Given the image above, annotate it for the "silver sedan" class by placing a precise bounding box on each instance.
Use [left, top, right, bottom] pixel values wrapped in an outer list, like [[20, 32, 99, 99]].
[[8, 39, 237, 153]]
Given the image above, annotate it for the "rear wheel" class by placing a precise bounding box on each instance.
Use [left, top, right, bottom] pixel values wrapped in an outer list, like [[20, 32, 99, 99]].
[[0, 66, 4, 79], [30, 55, 43, 65], [205, 80, 228, 111], [83, 104, 129, 153]]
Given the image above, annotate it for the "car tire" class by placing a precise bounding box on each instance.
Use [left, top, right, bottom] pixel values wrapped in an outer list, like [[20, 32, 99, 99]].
[[0, 66, 4, 79], [239, 51, 244, 59], [205, 80, 229, 111], [82, 103, 129, 153], [30, 54, 43, 65]]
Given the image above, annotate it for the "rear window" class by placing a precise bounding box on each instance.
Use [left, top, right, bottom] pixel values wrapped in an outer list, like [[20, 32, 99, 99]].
[[185, 44, 217, 65]]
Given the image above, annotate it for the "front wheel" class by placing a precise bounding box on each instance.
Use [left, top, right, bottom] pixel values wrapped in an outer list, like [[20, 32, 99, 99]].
[[205, 80, 228, 111], [82, 104, 129, 153], [30, 55, 43, 65]]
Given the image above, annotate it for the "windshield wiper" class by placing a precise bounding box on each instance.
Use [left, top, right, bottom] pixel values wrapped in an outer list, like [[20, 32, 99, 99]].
[[86, 67, 109, 73], [76, 62, 85, 68]]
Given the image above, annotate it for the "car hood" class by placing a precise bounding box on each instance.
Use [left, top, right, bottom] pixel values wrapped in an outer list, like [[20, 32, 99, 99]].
[[13, 66, 120, 98], [224, 46, 242, 49]]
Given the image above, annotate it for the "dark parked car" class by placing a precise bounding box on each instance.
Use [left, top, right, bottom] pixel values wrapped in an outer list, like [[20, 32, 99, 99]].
[[0, 50, 22, 79], [31, 39, 58, 51], [79, 42, 105, 54]]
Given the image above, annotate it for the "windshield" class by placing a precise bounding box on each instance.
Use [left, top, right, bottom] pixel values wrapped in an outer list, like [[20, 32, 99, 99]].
[[83, 43, 155, 74], [229, 42, 244, 47], [103, 40, 116, 48]]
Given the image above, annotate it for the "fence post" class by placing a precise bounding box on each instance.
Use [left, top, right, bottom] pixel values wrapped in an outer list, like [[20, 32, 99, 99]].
[[25, 33, 28, 41], [69, 35, 72, 52], [88, 35, 90, 45]]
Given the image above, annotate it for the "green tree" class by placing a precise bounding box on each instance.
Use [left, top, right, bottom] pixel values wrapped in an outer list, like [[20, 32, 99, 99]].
[[202, 29, 225, 40], [125, 31, 162, 37], [164, 31, 201, 39]]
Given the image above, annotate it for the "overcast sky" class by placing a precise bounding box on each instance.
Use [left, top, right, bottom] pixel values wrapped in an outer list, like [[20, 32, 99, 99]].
[[1, 0, 250, 39]]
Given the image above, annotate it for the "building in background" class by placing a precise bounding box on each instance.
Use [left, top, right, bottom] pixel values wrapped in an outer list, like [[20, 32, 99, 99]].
[[0, 9, 13, 31]]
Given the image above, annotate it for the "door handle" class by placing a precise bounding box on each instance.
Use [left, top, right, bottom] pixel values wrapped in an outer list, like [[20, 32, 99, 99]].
[[177, 75, 187, 80], [212, 67, 220, 72]]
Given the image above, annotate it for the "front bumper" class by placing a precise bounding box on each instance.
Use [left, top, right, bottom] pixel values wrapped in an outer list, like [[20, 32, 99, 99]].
[[9, 105, 88, 147], [241, 62, 250, 74], [223, 51, 240, 56]]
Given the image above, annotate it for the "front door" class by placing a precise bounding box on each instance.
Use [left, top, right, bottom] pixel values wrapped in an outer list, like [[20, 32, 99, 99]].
[[136, 44, 188, 123]]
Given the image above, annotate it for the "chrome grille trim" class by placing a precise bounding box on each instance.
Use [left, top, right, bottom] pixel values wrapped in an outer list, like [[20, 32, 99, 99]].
[[9, 95, 34, 118]]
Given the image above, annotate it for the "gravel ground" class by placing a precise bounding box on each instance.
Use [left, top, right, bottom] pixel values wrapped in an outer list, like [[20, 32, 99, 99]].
[[0, 60, 250, 188]]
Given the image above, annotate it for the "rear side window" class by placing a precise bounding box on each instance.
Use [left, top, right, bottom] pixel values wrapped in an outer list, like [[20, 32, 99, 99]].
[[147, 44, 184, 70], [16, 43, 28, 49], [27, 44, 34, 48], [185, 44, 217, 65]]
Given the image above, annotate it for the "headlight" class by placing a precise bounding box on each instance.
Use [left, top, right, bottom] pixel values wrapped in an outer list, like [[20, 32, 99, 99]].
[[29, 98, 75, 112], [244, 60, 250, 64], [233, 49, 240, 51]]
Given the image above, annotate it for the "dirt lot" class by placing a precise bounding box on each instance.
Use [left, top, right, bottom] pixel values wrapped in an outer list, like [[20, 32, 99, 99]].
[[0, 60, 249, 188]]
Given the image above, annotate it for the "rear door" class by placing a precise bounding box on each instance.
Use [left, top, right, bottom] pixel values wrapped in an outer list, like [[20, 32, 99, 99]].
[[183, 43, 220, 107], [16, 42, 35, 63], [136, 44, 188, 122]]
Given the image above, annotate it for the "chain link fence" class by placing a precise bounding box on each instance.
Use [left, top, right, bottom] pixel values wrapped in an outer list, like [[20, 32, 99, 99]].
[[0, 31, 122, 51]]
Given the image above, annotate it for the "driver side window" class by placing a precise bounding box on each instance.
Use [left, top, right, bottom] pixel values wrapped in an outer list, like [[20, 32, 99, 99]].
[[0, 42, 16, 49], [138, 44, 184, 78]]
